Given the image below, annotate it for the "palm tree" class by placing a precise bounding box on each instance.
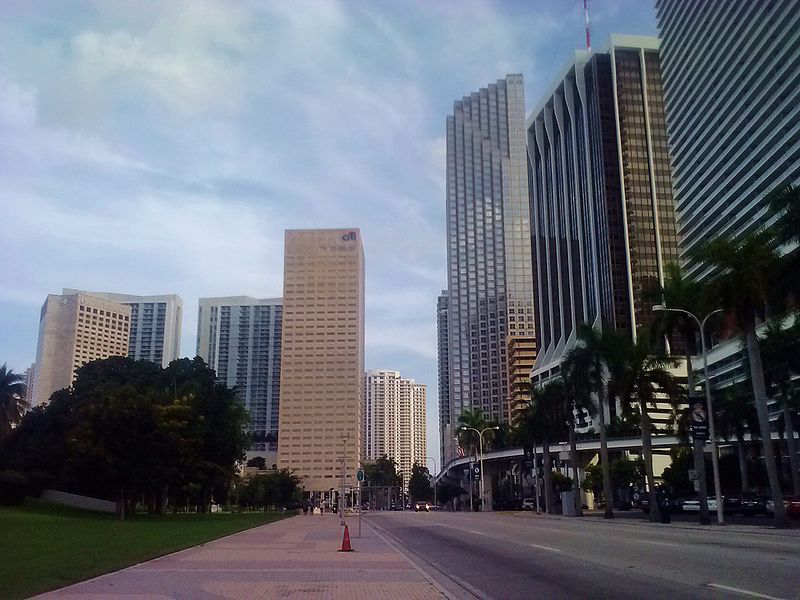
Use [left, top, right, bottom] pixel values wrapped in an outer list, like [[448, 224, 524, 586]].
[[568, 324, 627, 518], [561, 347, 598, 517], [615, 333, 682, 522], [528, 379, 569, 514], [760, 318, 800, 495], [457, 408, 488, 457], [714, 384, 759, 493], [0, 364, 28, 438], [696, 230, 789, 527]]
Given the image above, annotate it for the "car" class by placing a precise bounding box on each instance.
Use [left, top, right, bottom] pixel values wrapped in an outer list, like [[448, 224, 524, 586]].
[[765, 497, 789, 515], [414, 500, 431, 512], [741, 493, 767, 516], [787, 495, 800, 519], [723, 494, 742, 515], [521, 497, 536, 511], [682, 496, 722, 513]]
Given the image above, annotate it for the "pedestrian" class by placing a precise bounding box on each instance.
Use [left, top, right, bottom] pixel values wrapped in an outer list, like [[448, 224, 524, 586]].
[[320, 504, 324, 515], [302, 503, 308, 516]]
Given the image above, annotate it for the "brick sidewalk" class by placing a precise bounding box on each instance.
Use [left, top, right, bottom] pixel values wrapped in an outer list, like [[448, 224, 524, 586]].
[[36, 513, 445, 599]]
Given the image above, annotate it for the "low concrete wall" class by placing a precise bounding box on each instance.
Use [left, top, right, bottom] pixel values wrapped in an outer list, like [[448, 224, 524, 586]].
[[42, 489, 116, 513]]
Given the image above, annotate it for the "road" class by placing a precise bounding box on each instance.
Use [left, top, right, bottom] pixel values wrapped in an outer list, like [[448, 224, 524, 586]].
[[367, 510, 800, 600]]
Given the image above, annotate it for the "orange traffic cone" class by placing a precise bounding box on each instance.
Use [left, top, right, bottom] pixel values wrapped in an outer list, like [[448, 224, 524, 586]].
[[339, 524, 354, 552]]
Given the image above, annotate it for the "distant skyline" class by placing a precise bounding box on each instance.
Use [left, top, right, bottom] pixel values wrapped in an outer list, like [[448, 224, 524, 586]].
[[0, 0, 658, 463]]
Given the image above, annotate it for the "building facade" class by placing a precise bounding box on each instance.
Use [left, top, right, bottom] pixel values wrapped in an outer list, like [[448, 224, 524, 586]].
[[196, 296, 282, 457], [436, 291, 453, 466], [506, 335, 536, 423], [444, 74, 536, 437], [32, 292, 130, 406], [655, 0, 800, 279], [363, 369, 427, 484], [277, 229, 365, 494], [64, 289, 182, 368], [529, 35, 679, 389]]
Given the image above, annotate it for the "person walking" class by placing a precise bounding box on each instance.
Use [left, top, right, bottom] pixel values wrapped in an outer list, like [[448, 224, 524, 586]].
[[302, 503, 308, 516]]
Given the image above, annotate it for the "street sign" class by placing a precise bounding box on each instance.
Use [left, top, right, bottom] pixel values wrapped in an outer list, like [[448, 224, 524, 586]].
[[472, 463, 481, 482], [688, 469, 698, 481], [356, 469, 365, 482], [463, 468, 470, 483], [690, 395, 709, 442], [523, 446, 534, 469]]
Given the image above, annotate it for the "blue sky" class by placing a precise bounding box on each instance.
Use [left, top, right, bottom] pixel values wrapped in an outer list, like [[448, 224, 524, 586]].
[[0, 0, 657, 462]]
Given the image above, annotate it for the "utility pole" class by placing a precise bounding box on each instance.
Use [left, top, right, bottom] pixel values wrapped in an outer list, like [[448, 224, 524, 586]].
[[340, 433, 349, 526]]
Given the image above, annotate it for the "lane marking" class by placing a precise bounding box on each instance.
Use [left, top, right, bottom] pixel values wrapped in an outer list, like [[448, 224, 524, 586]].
[[529, 543, 562, 553], [706, 583, 787, 600], [639, 540, 680, 548]]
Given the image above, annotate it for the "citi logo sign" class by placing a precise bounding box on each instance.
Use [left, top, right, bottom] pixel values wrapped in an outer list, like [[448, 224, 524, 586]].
[[342, 232, 357, 241]]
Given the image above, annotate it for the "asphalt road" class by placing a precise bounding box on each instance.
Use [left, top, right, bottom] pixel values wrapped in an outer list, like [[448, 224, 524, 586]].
[[366, 510, 800, 600]]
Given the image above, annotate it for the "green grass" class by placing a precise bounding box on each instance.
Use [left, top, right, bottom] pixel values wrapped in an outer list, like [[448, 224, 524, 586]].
[[0, 500, 289, 599]]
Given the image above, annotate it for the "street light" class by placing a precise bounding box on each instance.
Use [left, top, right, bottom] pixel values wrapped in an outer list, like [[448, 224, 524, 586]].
[[653, 304, 725, 525], [460, 426, 500, 511], [426, 456, 438, 509]]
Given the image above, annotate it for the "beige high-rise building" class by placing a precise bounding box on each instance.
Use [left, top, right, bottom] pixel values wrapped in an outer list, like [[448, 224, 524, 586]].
[[32, 292, 131, 406], [363, 369, 427, 485], [277, 229, 365, 494]]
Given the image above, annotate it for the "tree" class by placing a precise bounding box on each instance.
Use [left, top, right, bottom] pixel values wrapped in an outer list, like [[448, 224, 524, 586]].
[[408, 464, 432, 501], [567, 324, 627, 518], [713, 384, 759, 493], [696, 230, 789, 527], [457, 408, 489, 457], [766, 184, 800, 303], [0, 364, 28, 439], [760, 319, 800, 495], [615, 332, 682, 522]]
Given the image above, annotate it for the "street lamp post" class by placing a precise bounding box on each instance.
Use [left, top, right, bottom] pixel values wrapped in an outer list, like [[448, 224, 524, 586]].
[[461, 426, 500, 511], [653, 304, 725, 525], [426, 456, 438, 508]]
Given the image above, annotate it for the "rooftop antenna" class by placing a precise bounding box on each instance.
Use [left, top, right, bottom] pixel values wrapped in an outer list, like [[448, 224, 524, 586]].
[[584, 0, 591, 50]]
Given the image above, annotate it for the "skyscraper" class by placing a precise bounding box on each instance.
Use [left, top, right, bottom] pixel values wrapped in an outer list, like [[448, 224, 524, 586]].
[[529, 35, 679, 394], [655, 0, 800, 278], [277, 229, 365, 495], [436, 291, 452, 465], [196, 296, 282, 457], [444, 74, 535, 433], [64, 289, 182, 368], [363, 369, 427, 485], [32, 292, 131, 406]]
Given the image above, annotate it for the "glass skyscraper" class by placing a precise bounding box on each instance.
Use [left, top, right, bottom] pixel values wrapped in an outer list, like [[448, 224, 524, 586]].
[[656, 0, 800, 278], [196, 296, 282, 456], [528, 36, 679, 397], [442, 74, 535, 441]]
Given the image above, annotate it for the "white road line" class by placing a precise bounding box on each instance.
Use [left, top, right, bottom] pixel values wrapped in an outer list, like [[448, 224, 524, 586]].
[[529, 543, 562, 553], [463, 526, 561, 552], [639, 540, 680, 548], [706, 583, 787, 600]]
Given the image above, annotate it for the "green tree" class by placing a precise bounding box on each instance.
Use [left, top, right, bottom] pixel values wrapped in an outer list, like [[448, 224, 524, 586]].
[[766, 183, 800, 301], [615, 332, 682, 522], [408, 464, 432, 501], [0, 364, 28, 439], [456, 408, 489, 457], [696, 230, 789, 527], [760, 319, 800, 495], [713, 384, 759, 493]]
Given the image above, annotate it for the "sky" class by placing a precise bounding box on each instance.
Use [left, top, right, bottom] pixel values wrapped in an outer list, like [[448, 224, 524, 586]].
[[0, 0, 657, 464]]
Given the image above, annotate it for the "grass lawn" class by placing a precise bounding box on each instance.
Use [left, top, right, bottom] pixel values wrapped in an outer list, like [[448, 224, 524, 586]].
[[0, 500, 289, 599]]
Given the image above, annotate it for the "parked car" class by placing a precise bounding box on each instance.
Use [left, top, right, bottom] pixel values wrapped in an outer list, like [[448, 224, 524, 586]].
[[787, 495, 800, 519], [741, 493, 767, 516], [682, 496, 722, 513], [765, 497, 789, 515], [414, 500, 431, 512], [521, 497, 536, 511], [723, 494, 742, 515], [671, 497, 686, 513], [494, 498, 523, 511]]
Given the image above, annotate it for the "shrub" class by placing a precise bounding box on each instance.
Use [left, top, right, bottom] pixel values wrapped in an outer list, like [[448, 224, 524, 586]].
[[26, 471, 56, 498], [0, 470, 29, 505], [550, 470, 573, 493]]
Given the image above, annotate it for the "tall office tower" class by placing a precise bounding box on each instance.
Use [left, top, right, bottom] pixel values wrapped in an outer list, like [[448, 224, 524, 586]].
[[23, 363, 35, 406], [196, 296, 282, 456], [655, 0, 800, 278], [64, 289, 182, 368], [436, 292, 453, 466], [363, 369, 427, 485], [277, 229, 365, 494], [528, 35, 679, 396], [506, 335, 536, 423], [32, 292, 130, 406], [445, 74, 535, 431]]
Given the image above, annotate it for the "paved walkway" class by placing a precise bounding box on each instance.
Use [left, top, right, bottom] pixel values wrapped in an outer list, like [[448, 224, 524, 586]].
[[36, 513, 445, 599]]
